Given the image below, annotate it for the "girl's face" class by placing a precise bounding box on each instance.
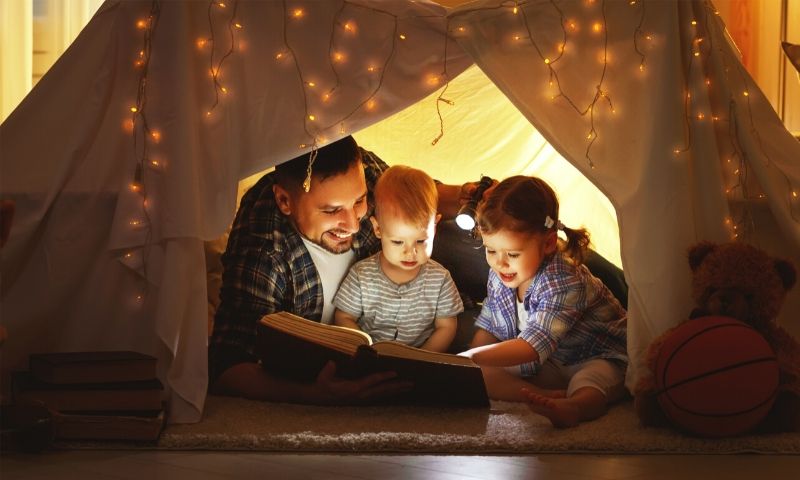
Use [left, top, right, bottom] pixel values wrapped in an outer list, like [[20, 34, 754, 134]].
[[481, 228, 557, 294]]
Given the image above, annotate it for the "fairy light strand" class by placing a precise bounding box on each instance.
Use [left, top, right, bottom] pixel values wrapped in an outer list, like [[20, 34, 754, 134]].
[[431, 16, 454, 146], [128, 0, 162, 291], [632, 0, 647, 71], [206, 0, 240, 115]]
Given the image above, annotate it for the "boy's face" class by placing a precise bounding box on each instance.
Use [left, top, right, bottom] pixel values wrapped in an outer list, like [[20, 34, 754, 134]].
[[273, 161, 368, 254], [371, 208, 440, 274]]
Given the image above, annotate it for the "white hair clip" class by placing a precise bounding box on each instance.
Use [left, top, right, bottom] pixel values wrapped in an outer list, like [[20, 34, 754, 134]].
[[544, 215, 555, 229]]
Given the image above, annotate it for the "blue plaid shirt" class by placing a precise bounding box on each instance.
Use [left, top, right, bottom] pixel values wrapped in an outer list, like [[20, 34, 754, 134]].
[[475, 252, 628, 376], [208, 149, 388, 382]]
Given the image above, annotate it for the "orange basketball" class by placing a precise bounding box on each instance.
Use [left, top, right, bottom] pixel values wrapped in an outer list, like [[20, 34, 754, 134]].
[[655, 316, 779, 437]]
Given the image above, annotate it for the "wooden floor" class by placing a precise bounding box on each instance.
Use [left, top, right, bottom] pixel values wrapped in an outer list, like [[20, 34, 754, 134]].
[[2, 451, 800, 479]]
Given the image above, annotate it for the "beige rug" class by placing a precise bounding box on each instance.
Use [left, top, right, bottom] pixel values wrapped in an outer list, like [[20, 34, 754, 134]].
[[146, 395, 800, 454]]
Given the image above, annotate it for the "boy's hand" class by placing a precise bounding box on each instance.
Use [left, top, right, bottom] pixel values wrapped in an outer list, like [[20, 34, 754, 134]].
[[312, 361, 413, 405]]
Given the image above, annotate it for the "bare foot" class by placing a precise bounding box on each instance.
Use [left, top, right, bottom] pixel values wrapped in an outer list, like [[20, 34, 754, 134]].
[[523, 389, 581, 428], [522, 386, 566, 399]]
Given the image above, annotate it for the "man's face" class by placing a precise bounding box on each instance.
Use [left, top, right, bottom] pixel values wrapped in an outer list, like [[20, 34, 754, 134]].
[[274, 162, 368, 254]]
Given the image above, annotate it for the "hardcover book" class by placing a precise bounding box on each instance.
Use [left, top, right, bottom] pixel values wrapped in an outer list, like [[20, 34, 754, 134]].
[[29, 351, 157, 385], [53, 409, 166, 441], [256, 311, 489, 407], [12, 371, 164, 412]]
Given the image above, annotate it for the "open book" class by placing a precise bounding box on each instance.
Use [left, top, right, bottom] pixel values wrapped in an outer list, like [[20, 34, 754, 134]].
[[256, 312, 489, 407]]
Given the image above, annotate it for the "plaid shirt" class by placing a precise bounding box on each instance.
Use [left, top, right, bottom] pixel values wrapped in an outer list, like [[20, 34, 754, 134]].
[[208, 149, 388, 382], [475, 252, 628, 377]]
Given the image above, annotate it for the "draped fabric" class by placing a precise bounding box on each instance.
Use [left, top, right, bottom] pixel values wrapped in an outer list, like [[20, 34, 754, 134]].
[[450, 0, 800, 390], [1, 0, 798, 422], [0, 0, 472, 423]]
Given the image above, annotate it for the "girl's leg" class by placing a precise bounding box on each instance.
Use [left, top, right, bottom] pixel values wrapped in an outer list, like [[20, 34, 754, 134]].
[[523, 359, 626, 428], [481, 366, 565, 401], [523, 386, 607, 428]]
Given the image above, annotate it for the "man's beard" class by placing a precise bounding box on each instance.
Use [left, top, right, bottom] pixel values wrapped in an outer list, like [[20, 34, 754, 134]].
[[318, 230, 354, 254]]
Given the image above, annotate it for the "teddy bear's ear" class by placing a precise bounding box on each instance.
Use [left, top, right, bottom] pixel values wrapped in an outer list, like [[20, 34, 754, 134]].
[[688, 241, 717, 271], [774, 259, 797, 291]]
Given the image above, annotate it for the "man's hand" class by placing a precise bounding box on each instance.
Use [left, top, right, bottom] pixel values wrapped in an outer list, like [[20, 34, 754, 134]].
[[310, 361, 413, 405]]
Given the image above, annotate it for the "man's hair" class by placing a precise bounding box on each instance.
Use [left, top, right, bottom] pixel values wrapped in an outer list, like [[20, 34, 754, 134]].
[[274, 136, 361, 191], [373, 165, 438, 227]]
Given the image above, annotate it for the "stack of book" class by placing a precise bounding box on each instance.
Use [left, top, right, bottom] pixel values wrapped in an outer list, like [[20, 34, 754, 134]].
[[12, 351, 165, 442]]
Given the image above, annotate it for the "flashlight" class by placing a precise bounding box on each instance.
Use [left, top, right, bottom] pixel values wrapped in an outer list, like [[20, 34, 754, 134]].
[[455, 176, 494, 231]]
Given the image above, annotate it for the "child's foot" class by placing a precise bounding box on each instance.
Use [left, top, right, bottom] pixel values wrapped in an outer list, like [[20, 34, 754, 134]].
[[523, 390, 581, 428], [522, 386, 566, 399]]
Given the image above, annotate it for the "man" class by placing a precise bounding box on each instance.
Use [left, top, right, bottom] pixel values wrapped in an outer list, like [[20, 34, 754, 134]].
[[209, 136, 467, 404]]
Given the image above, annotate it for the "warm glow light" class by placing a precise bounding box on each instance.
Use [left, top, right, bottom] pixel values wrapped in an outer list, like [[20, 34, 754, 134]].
[[217, 2, 226, 8], [366, 100, 376, 110], [196, 38, 207, 49], [793, 191, 798, 198], [322, 93, 331, 102], [308, 114, 316, 121], [399, 34, 406, 40], [292, 8, 304, 18], [592, 22, 602, 33], [639, 64, 644, 72], [544, 58, 551, 64], [130, 220, 141, 226], [235, 23, 242, 29], [333, 52, 345, 62], [568, 21, 578, 31], [343, 21, 356, 33], [130, 106, 138, 113], [136, 19, 147, 29], [307, 81, 316, 87], [426, 75, 441, 86], [691, 20, 697, 26], [220, 86, 228, 94], [122, 119, 134, 132], [367, 65, 376, 73], [275, 52, 285, 60], [696, 113, 705, 120], [130, 182, 141, 192], [743, 91, 749, 96], [513, 6, 518, 14], [150, 130, 161, 142]]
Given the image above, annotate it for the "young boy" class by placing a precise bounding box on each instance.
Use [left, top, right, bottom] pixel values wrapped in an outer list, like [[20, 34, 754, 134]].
[[333, 165, 463, 352]]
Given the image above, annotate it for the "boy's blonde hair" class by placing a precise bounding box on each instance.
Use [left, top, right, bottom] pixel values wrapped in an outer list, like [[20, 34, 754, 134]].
[[374, 165, 438, 227]]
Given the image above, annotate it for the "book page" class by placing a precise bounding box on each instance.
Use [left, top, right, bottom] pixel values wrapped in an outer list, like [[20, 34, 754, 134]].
[[260, 312, 372, 354], [371, 341, 477, 366]]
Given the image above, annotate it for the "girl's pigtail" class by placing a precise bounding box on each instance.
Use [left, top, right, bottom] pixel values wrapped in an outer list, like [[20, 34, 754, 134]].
[[560, 225, 590, 265]]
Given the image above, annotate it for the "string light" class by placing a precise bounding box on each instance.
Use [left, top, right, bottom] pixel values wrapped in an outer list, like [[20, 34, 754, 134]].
[[205, 0, 242, 116]]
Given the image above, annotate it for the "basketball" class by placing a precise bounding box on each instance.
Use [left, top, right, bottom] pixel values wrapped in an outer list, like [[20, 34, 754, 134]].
[[655, 316, 779, 437]]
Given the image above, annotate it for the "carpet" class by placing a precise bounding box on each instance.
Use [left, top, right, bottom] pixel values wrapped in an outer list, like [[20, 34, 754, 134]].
[[136, 396, 800, 454]]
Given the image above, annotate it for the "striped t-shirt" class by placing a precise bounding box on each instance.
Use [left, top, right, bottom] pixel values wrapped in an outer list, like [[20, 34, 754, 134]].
[[333, 253, 464, 347]]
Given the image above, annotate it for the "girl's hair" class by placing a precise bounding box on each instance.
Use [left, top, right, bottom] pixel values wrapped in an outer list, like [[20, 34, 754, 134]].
[[374, 165, 438, 227], [476, 175, 591, 264]]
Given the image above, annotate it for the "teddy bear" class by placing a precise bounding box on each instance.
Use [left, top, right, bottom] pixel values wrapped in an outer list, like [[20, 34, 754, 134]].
[[634, 241, 800, 433]]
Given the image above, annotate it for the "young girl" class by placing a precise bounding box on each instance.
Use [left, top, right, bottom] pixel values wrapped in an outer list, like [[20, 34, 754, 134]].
[[460, 176, 628, 428]]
